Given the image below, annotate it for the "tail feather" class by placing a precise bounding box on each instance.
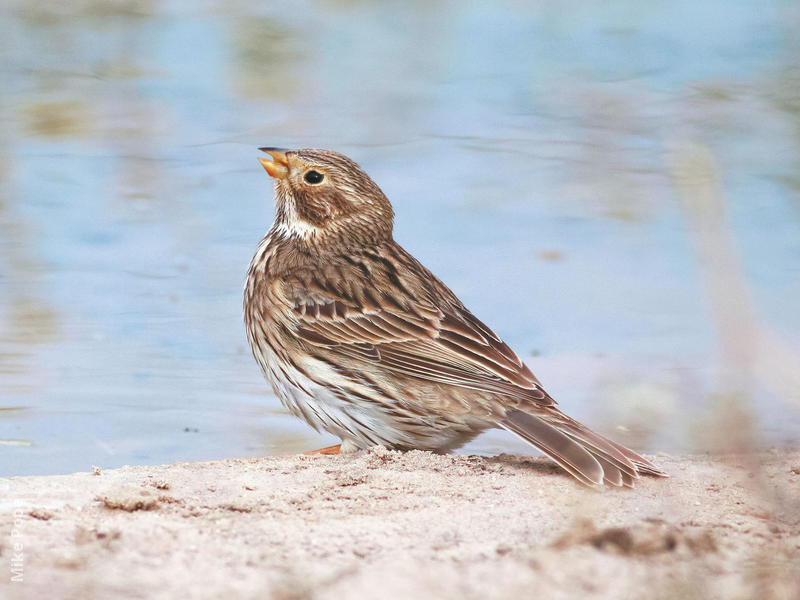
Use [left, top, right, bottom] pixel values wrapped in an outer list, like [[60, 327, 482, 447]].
[[593, 454, 624, 487], [500, 409, 604, 486], [500, 408, 667, 487], [556, 420, 640, 481], [556, 418, 666, 479]]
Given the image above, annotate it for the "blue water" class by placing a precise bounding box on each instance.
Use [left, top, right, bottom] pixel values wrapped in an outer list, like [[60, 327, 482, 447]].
[[1, 1, 799, 476]]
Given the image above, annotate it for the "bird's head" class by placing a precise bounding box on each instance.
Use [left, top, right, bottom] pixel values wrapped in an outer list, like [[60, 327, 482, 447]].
[[258, 147, 394, 248]]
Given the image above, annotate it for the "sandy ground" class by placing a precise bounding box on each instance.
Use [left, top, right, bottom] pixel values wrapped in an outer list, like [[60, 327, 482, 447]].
[[1, 448, 799, 600]]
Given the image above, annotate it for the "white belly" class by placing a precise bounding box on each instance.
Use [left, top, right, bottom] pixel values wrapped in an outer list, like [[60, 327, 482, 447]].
[[254, 340, 415, 449]]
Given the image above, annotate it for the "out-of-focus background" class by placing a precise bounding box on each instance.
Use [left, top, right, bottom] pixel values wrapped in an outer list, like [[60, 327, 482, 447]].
[[1, 0, 798, 477]]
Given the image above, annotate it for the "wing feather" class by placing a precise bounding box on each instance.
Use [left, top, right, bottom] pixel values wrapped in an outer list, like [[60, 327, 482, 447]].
[[285, 252, 553, 407]]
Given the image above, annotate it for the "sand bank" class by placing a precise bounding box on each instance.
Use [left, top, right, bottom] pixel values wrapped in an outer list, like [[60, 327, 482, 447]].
[[1, 448, 799, 599]]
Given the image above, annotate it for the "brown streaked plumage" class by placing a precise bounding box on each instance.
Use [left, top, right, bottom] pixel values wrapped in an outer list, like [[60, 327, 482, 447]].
[[244, 147, 666, 487]]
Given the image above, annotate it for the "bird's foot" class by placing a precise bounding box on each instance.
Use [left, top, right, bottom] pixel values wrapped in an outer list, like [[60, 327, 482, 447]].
[[303, 444, 341, 455]]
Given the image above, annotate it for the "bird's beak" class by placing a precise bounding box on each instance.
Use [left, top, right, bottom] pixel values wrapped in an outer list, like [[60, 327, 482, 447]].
[[258, 147, 290, 179]]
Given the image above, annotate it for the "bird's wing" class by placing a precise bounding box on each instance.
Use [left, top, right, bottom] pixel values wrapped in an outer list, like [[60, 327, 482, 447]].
[[282, 250, 553, 407]]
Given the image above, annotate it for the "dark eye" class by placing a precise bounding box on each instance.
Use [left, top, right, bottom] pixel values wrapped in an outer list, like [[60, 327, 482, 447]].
[[304, 170, 324, 184]]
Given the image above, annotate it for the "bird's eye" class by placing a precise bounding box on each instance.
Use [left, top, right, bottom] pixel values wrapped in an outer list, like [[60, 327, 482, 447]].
[[304, 170, 324, 184]]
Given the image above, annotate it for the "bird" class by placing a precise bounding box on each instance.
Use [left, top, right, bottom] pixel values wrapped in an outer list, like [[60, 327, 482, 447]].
[[244, 147, 666, 487]]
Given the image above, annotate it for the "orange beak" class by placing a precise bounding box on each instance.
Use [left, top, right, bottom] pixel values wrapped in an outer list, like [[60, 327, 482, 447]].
[[258, 147, 290, 179]]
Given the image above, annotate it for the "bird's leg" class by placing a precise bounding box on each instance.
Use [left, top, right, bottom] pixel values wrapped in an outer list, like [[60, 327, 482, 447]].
[[303, 444, 341, 455], [303, 439, 361, 455]]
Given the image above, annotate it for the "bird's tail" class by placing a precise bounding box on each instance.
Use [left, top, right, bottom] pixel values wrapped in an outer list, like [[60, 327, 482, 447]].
[[499, 408, 667, 487]]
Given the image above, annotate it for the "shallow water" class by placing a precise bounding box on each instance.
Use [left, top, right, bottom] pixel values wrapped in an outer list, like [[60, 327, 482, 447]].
[[1, 1, 799, 476]]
